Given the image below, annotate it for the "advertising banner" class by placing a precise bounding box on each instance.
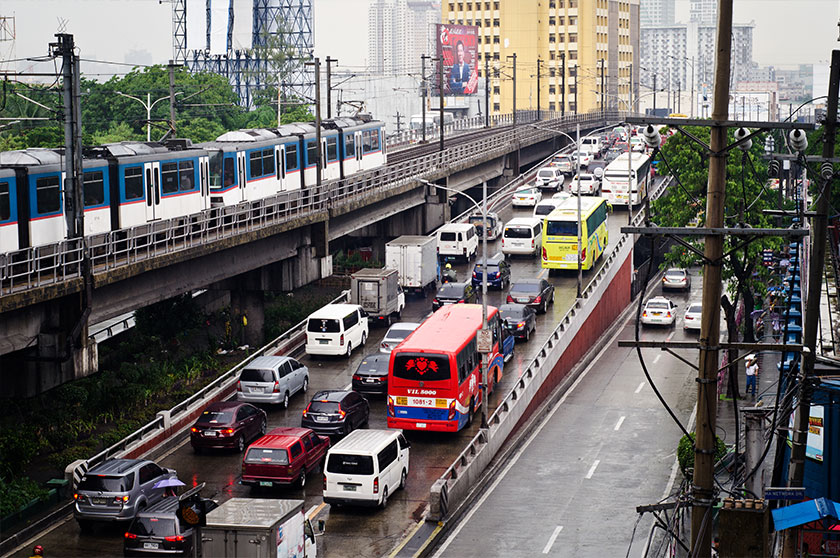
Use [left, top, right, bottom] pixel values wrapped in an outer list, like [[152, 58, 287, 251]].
[[436, 23, 479, 96]]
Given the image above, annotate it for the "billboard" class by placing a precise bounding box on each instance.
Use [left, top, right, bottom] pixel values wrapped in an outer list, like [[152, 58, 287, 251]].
[[436, 24, 479, 96]]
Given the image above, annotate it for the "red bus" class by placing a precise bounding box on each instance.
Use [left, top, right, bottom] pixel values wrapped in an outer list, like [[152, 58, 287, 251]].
[[386, 304, 507, 432]]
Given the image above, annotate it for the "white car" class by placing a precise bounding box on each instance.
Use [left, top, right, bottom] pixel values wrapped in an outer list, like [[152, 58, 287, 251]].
[[569, 173, 600, 195], [379, 322, 421, 353], [512, 186, 542, 207], [683, 302, 703, 331], [641, 296, 678, 326], [662, 268, 691, 291], [535, 167, 564, 190], [550, 155, 574, 174], [572, 151, 592, 169], [552, 190, 572, 201], [630, 136, 645, 152]]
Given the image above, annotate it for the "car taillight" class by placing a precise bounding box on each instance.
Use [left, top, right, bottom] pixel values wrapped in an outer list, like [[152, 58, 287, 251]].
[[236, 381, 242, 392], [302, 403, 311, 418], [457, 299, 465, 303], [273, 381, 280, 393], [114, 495, 129, 504], [73, 493, 83, 501], [387, 396, 395, 417], [164, 536, 185, 542], [352, 374, 363, 381], [324, 474, 327, 486], [517, 321, 526, 329], [534, 296, 542, 303], [381, 342, 388, 350], [221, 428, 235, 437], [447, 400, 456, 421], [666, 312, 672, 318], [433, 299, 439, 305], [531, 239, 535, 248], [340, 334, 345, 345], [506, 295, 514, 303], [580, 247, 586, 261], [642, 311, 648, 318], [472, 271, 477, 278], [463, 247, 467, 254], [542, 246, 547, 260], [338, 407, 347, 419], [190, 427, 198, 433], [373, 477, 379, 494], [125, 532, 137, 539]]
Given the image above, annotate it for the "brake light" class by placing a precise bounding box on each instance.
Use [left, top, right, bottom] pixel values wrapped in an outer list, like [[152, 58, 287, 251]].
[[387, 396, 395, 417], [463, 247, 467, 255], [125, 532, 137, 539], [666, 312, 672, 318], [457, 299, 465, 303], [164, 536, 185, 542], [221, 428, 235, 437], [448, 400, 456, 421], [236, 381, 242, 392], [531, 239, 535, 248], [517, 322, 526, 329], [114, 495, 129, 504], [352, 374, 363, 381], [302, 403, 311, 418], [506, 295, 514, 303], [642, 311, 648, 318], [580, 247, 586, 261], [324, 474, 327, 486], [472, 271, 477, 278], [73, 493, 83, 501], [273, 381, 280, 393], [340, 334, 345, 345], [190, 427, 198, 433], [338, 406, 347, 419], [542, 246, 547, 260], [433, 299, 439, 305], [534, 296, 542, 303], [373, 476, 379, 494]]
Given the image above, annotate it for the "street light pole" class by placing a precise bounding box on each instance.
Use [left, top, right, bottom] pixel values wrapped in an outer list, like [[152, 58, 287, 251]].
[[116, 91, 173, 142], [575, 122, 582, 298]]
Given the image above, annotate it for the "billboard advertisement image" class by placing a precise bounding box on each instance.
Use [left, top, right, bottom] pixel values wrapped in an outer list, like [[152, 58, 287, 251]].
[[436, 23, 479, 96]]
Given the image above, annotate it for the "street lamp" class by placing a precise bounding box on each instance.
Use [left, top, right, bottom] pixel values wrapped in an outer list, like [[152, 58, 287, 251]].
[[116, 91, 181, 142], [669, 55, 696, 118], [418, 178, 491, 429]]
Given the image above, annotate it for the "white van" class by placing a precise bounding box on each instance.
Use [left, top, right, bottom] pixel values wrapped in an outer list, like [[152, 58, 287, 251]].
[[580, 136, 601, 158], [436, 223, 478, 261], [323, 429, 410, 508], [533, 198, 564, 219], [535, 166, 565, 189], [501, 217, 543, 256], [305, 303, 369, 357]]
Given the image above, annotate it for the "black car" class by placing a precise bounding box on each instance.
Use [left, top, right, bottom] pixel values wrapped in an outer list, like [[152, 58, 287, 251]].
[[432, 282, 478, 311], [507, 279, 555, 314], [471, 254, 511, 290], [123, 495, 218, 557], [301, 390, 370, 436], [499, 304, 537, 341], [352, 353, 390, 395]]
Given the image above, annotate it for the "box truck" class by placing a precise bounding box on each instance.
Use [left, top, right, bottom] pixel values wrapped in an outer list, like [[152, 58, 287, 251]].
[[350, 268, 405, 325], [385, 236, 437, 295]]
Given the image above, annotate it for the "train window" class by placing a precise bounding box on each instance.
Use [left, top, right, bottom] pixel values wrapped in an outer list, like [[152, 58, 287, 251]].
[[262, 148, 275, 176], [345, 135, 355, 158], [124, 167, 144, 200], [83, 170, 105, 207], [370, 131, 380, 152], [207, 151, 223, 188], [161, 162, 179, 194], [285, 144, 298, 172], [326, 137, 338, 161], [35, 176, 61, 214], [362, 131, 372, 153], [0, 181, 9, 221], [178, 161, 195, 191], [306, 140, 317, 167], [224, 157, 235, 187], [249, 150, 263, 178]]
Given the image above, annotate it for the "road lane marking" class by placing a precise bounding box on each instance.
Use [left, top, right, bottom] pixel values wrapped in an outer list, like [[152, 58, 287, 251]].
[[387, 520, 427, 558], [542, 526, 564, 554], [431, 305, 625, 558], [343, 382, 352, 391], [653, 354, 661, 364], [585, 460, 600, 479], [538, 268, 548, 278], [614, 416, 626, 431], [635, 382, 645, 394], [666, 331, 675, 341]]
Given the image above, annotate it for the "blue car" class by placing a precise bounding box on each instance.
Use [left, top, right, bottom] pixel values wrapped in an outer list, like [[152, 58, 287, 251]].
[[471, 254, 511, 290]]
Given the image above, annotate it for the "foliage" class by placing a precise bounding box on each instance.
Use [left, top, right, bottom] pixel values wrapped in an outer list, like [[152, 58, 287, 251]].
[[135, 294, 203, 340], [0, 477, 49, 519], [677, 433, 728, 479], [0, 429, 42, 480], [264, 287, 343, 341]]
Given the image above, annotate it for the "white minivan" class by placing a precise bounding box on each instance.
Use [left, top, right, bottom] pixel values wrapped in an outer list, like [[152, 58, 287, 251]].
[[323, 429, 410, 508], [533, 198, 564, 219], [436, 223, 478, 261], [305, 303, 369, 357], [501, 217, 543, 257]]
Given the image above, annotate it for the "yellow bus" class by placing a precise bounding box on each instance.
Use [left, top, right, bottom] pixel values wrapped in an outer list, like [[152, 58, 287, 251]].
[[540, 197, 610, 271]]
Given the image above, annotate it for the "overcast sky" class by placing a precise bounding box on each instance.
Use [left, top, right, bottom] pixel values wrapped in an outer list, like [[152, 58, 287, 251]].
[[2, 0, 838, 78]]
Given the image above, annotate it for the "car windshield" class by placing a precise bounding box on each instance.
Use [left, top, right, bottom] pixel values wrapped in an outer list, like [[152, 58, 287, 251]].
[[534, 204, 556, 216], [326, 454, 374, 475], [385, 328, 413, 342], [197, 410, 233, 424], [688, 304, 703, 313], [538, 170, 555, 178], [356, 356, 389, 375], [440, 232, 457, 241], [307, 318, 340, 333], [504, 227, 532, 239], [78, 474, 133, 493], [647, 301, 669, 310], [474, 263, 499, 271], [510, 282, 542, 294], [239, 368, 274, 383], [392, 353, 451, 382], [546, 220, 578, 236], [500, 307, 525, 319], [309, 400, 340, 414], [437, 284, 465, 297], [666, 271, 686, 278], [518, 189, 536, 196], [244, 448, 289, 464], [129, 517, 178, 538]]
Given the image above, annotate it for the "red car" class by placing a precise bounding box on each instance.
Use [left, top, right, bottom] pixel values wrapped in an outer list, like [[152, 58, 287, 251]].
[[241, 427, 330, 489], [190, 401, 267, 453]]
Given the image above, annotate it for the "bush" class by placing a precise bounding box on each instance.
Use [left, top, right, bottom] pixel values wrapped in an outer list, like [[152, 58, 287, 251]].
[[0, 429, 41, 479], [677, 432, 728, 479], [0, 477, 49, 519]]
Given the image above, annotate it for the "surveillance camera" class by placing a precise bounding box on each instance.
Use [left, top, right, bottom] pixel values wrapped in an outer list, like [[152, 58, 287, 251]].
[[734, 127, 752, 152], [642, 124, 661, 149], [789, 129, 808, 152]]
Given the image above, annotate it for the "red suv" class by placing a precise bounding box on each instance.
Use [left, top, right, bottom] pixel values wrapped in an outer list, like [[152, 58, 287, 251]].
[[241, 427, 330, 489]]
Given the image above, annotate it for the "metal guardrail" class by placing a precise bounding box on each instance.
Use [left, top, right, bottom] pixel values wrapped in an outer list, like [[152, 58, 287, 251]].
[[1, 112, 626, 296]]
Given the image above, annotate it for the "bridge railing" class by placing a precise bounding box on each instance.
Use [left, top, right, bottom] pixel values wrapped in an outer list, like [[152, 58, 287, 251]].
[[1, 111, 629, 296]]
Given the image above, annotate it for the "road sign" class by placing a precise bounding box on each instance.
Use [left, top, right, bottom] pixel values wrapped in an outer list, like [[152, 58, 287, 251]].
[[477, 328, 492, 353], [764, 487, 806, 500]]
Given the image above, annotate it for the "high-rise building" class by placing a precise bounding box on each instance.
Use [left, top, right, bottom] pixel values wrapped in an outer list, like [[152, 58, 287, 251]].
[[689, 0, 716, 24], [369, 0, 440, 75], [442, 0, 640, 116], [640, 0, 674, 27]]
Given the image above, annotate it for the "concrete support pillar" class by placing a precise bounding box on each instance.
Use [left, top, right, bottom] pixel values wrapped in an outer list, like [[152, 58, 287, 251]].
[[230, 286, 265, 349], [743, 409, 767, 498]]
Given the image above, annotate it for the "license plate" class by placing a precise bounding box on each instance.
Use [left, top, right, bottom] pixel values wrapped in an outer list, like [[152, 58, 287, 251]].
[[343, 485, 357, 492], [259, 481, 273, 487], [652, 312, 662, 316], [204, 431, 217, 437], [416, 422, 427, 428], [365, 378, 376, 383], [319, 339, 329, 344], [517, 297, 530, 303], [435, 399, 447, 408], [92, 497, 108, 505], [396, 397, 407, 405], [315, 416, 328, 422], [143, 543, 160, 550]]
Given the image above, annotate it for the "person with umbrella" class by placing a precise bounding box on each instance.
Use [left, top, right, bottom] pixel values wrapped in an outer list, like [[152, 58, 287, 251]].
[[153, 477, 186, 497]]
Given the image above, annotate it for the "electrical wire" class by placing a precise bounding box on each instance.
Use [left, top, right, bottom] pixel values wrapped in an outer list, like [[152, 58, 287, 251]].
[[656, 147, 704, 210]]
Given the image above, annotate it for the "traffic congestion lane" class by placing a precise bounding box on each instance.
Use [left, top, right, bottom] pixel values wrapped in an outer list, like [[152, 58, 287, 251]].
[[7, 176, 631, 558], [430, 279, 701, 557]]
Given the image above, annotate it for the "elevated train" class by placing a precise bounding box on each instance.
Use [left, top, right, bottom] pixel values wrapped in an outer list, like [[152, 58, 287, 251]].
[[0, 115, 386, 253]]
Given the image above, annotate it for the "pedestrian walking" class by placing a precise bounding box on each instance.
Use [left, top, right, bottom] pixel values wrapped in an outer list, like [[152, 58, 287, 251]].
[[745, 355, 759, 397]]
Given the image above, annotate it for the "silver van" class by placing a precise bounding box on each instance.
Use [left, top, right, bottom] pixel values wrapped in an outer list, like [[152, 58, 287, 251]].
[[236, 356, 309, 408]]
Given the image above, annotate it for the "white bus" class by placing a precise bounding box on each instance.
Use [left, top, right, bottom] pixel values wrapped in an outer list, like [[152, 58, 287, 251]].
[[600, 151, 652, 206]]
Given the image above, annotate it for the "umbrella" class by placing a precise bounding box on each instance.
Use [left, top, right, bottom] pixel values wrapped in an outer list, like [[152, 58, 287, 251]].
[[153, 478, 185, 489]]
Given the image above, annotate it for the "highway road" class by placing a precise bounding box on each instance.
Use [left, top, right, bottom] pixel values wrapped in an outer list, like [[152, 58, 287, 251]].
[[430, 272, 701, 557], [7, 160, 643, 558]]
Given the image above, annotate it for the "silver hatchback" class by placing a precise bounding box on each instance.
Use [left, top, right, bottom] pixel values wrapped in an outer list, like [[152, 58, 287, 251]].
[[236, 356, 309, 408]]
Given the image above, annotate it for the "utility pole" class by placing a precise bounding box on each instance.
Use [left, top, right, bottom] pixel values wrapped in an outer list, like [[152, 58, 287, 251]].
[[326, 56, 337, 119], [600, 58, 605, 113], [395, 111, 403, 134], [53, 33, 83, 241], [438, 56, 444, 152], [629, 62, 633, 114], [691, 0, 733, 555], [782, 48, 840, 557], [560, 52, 566, 117], [677, 79, 681, 114], [507, 53, 517, 126], [573, 64, 578, 114], [485, 57, 490, 128], [421, 54, 431, 143], [653, 72, 657, 114], [536, 57, 541, 121], [168, 60, 177, 136], [306, 58, 323, 187]]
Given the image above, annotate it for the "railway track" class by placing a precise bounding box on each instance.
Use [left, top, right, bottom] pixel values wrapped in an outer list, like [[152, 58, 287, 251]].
[[387, 124, 516, 164]]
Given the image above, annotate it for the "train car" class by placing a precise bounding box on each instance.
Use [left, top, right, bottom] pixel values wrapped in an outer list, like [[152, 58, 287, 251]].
[[0, 166, 19, 252], [324, 116, 387, 177]]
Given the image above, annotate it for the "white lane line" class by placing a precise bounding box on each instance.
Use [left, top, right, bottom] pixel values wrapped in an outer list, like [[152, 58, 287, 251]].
[[652, 354, 661, 364], [614, 416, 626, 431], [635, 382, 645, 394], [666, 331, 675, 341], [585, 460, 600, 479], [343, 383, 352, 391], [542, 526, 564, 554], [538, 268, 547, 278], [431, 308, 626, 558]]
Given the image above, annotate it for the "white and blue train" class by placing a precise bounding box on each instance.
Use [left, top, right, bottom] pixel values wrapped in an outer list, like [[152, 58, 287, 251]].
[[0, 116, 386, 253]]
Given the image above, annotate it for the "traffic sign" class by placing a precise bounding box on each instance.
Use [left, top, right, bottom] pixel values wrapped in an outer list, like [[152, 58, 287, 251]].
[[764, 487, 806, 500], [477, 328, 492, 353]]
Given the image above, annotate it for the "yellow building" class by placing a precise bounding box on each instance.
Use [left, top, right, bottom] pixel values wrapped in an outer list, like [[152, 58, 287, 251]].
[[442, 0, 640, 115]]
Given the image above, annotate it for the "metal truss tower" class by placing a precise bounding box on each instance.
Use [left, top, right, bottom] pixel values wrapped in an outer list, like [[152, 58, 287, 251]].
[[172, 0, 187, 64]]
